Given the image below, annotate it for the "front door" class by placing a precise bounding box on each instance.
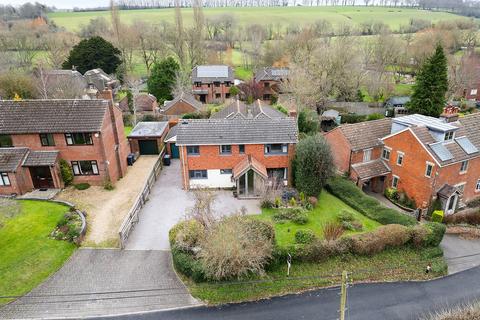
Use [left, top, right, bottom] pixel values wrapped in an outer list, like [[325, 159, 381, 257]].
[[171, 143, 179, 159], [29, 166, 54, 189]]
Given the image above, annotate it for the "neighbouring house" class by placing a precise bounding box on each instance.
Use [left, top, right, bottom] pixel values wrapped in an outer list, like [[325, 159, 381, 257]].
[[325, 113, 480, 214], [384, 96, 410, 117], [320, 109, 340, 132], [161, 92, 203, 120], [135, 93, 159, 114], [44, 69, 90, 99], [254, 67, 289, 102], [128, 121, 169, 155], [84, 68, 120, 94], [210, 99, 287, 120], [0, 99, 129, 196], [192, 65, 234, 103], [175, 117, 298, 197]]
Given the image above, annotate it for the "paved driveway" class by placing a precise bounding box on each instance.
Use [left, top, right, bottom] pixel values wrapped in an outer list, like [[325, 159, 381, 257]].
[[0, 249, 200, 319], [441, 234, 480, 274], [126, 159, 261, 250]]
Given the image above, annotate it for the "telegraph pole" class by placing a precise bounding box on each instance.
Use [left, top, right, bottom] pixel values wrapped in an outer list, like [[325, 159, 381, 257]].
[[339, 271, 348, 320]]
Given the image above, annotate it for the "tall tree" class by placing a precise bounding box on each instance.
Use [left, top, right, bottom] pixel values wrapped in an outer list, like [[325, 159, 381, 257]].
[[407, 43, 448, 117], [147, 57, 180, 103], [62, 36, 121, 74]]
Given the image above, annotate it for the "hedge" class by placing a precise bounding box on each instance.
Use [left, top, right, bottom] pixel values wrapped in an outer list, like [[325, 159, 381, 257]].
[[171, 247, 206, 282], [326, 177, 416, 226]]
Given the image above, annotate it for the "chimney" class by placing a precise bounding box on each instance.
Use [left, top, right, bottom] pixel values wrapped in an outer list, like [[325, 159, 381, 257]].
[[288, 109, 297, 118], [440, 104, 460, 123], [97, 89, 114, 102], [72, 65, 76, 71]]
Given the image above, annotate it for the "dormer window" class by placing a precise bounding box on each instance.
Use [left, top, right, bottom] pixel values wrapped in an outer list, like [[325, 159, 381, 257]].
[[444, 131, 454, 141]]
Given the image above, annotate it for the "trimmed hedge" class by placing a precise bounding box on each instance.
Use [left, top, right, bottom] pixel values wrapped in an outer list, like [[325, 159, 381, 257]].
[[171, 247, 206, 282], [326, 177, 416, 226]]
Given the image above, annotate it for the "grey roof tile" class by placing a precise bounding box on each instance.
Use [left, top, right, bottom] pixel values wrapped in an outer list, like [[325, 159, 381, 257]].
[[0, 99, 108, 134], [23, 151, 59, 167], [339, 118, 392, 151], [254, 67, 290, 82], [0, 148, 29, 172]]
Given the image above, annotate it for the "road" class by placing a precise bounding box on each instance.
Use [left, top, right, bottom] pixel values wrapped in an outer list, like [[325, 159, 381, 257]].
[[93, 265, 480, 320]]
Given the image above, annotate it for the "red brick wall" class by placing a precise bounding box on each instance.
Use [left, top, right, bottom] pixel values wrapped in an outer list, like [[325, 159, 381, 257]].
[[434, 159, 480, 203], [192, 83, 231, 103], [180, 143, 294, 189], [324, 128, 352, 173]]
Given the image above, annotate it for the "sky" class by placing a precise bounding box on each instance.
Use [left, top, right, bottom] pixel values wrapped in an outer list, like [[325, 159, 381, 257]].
[[2, 0, 110, 9]]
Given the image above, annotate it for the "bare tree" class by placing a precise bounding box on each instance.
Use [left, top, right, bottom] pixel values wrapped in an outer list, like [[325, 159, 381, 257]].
[[43, 32, 79, 69], [188, 188, 217, 229], [133, 20, 168, 74]]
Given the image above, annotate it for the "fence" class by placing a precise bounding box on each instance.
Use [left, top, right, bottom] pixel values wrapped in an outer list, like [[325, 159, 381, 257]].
[[118, 148, 164, 249]]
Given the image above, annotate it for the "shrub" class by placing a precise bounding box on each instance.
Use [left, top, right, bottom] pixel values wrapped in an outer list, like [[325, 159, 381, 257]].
[[467, 198, 480, 208], [341, 220, 363, 231], [59, 159, 73, 186], [423, 222, 446, 247], [171, 247, 206, 282], [261, 198, 274, 209], [384, 187, 399, 201], [199, 216, 274, 280], [410, 224, 430, 248], [281, 189, 298, 202], [326, 177, 416, 226], [337, 210, 355, 222], [366, 113, 384, 121], [169, 219, 205, 251], [103, 179, 114, 191], [431, 210, 444, 223], [74, 183, 90, 190], [274, 197, 282, 208], [444, 210, 480, 225], [289, 197, 297, 207], [323, 222, 344, 241], [351, 224, 410, 255], [273, 207, 308, 225], [295, 229, 316, 244], [299, 238, 353, 262], [292, 214, 309, 225]]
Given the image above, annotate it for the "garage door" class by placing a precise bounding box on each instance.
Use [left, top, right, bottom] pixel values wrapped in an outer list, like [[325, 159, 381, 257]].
[[138, 140, 159, 155]]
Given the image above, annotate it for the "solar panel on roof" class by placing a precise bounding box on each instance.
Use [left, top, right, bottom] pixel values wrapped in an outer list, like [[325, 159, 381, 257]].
[[430, 142, 454, 161], [455, 136, 479, 155], [271, 69, 289, 76], [197, 66, 229, 78]]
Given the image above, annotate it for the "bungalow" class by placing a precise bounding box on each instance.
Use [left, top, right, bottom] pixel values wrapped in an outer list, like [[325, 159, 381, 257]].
[[254, 67, 289, 102], [325, 113, 480, 214], [0, 99, 129, 196], [175, 117, 297, 197], [192, 65, 234, 103]]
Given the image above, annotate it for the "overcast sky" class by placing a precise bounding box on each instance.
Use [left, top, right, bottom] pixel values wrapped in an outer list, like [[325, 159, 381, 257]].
[[2, 0, 110, 9]]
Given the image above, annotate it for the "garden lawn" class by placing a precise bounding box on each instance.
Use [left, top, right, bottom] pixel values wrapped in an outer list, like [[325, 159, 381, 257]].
[[256, 192, 380, 248], [184, 246, 447, 305], [0, 200, 76, 306]]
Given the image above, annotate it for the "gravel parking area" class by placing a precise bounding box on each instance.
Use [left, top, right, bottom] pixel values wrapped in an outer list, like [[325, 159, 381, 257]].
[[56, 156, 159, 247]]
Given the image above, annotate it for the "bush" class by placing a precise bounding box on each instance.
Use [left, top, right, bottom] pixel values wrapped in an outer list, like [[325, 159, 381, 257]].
[[59, 159, 73, 186], [171, 247, 206, 282], [281, 189, 298, 202], [73, 183, 90, 190], [295, 229, 316, 244], [323, 222, 344, 241], [431, 210, 444, 223], [351, 224, 410, 255], [169, 220, 205, 251], [444, 210, 480, 225], [467, 198, 480, 208], [337, 210, 354, 222], [341, 220, 363, 231], [289, 197, 297, 207], [422, 222, 446, 247], [273, 207, 308, 225], [326, 177, 416, 226], [261, 198, 274, 209], [299, 238, 353, 262], [308, 196, 318, 207], [410, 224, 430, 248], [366, 113, 384, 121], [199, 216, 274, 280], [103, 179, 114, 191]]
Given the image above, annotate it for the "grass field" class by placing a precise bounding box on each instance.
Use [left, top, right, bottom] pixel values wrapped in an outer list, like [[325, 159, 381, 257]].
[[0, 200, 76, 306], [256, 192, 380, 248], [48, 6, 469, 32]]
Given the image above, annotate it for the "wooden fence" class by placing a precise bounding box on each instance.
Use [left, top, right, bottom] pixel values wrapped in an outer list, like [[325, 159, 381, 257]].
[[118, 149, 164, 249]]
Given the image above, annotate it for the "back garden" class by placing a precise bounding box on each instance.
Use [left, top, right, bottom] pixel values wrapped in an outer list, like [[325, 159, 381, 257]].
[[169, 177, 447, 305]]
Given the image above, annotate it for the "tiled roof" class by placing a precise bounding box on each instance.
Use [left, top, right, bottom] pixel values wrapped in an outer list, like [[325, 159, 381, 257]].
[[254, 67, 289, 82], [191, 65, 234, 83], [128, 121, 169, 137], [23, 151, 59, 167], [0, 99, 108, 134], [338, 118, 392, 151], [0, 148, 29, 172], [437, 184, 459, 199], [176, 118, 298, 146], [84, 68, 119, 90], [164, 125, 178, 142], [351, 159, 391, 180], [163, 92, 202, 112], [210, 99, 286, 120], [233, 155, 268, 180], [135, 93, 158, 112]]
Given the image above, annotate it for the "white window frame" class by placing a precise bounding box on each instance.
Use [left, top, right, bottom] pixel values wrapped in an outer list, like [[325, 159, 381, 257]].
[[460, 160, 469, 174], [363, 148, 372, 162], [476, 179, 480, 192], [381, 147, 391, 161], [392, 175, 399, 189], [425, 162, 434, 178], [471, 89, 478, 96], [444, 131, 454, 142], [0, 172, 10, 186], [219, 145, 232, 155], [396, 151, 404, 166], [220, 169, 232, 175]]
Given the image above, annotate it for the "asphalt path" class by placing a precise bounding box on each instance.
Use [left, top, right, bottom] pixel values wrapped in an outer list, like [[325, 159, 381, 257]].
[[95, 265, 480, 320]]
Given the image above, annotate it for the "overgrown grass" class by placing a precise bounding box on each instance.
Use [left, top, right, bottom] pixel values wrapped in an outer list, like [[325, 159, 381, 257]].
[[0, 200, 76, 305], [256, 192, 380, 248], [393, 83, 414, 96], [184, 246, 447, 305], [234, 66, 253, 81]]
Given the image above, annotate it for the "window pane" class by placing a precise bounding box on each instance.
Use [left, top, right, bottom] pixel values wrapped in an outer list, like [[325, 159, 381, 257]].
[[3, 173, 10, 186], [72, 162, 80, 175], [79, 161, 94, 175], [0, 135, 13, 147], [239, 145, 245, 153], [0, 174, 4, 186], [91, 161, 99, 174], [66, 134, 73, 145]]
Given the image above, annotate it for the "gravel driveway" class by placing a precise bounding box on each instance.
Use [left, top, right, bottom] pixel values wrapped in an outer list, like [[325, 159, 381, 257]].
[[126, 159, 260, 250]]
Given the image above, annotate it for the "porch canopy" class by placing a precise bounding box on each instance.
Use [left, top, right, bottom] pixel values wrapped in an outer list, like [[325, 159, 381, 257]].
[[22, 151, 59, 167], [233, 155, 268, 198], [437, 184, 460, 200], [351, 159, 391, 181], [0, 147, 29, 172], [233, 155, 268, 181]]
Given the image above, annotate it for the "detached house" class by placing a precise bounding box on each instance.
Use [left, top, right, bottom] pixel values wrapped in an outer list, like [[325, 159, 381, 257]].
[[162, 92, 203, 119], [325, 113, 480, 214], [254, 67, 289, 102], [192, 65, 234, 103], [0, 99, 129, 196]]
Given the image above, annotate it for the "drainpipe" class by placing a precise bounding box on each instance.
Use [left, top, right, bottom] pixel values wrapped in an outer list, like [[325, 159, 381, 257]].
[[180, 146, 188, 190]]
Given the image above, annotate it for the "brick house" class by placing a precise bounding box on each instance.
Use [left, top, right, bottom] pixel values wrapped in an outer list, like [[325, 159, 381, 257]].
[[192, 65, 234, 103], [0, 99, 129, 196], [254, 67, 289, 102], [161, 92, 203, 119], [175, 117, 297, 198], [325, 113, 480, 214]]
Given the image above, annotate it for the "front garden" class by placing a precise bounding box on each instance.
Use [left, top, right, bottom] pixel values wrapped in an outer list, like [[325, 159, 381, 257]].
[[0, 200, 77, 306]]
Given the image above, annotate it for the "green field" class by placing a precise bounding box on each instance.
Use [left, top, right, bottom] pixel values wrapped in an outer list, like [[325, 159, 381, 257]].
[[0, 200, 76, 305], [49, 6, 469, 32]]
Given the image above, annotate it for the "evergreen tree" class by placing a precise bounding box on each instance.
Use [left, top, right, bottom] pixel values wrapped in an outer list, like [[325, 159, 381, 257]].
[[147, 57, 180, 103], [62, 36, 121, 75], [407, 43, 448, 117]]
